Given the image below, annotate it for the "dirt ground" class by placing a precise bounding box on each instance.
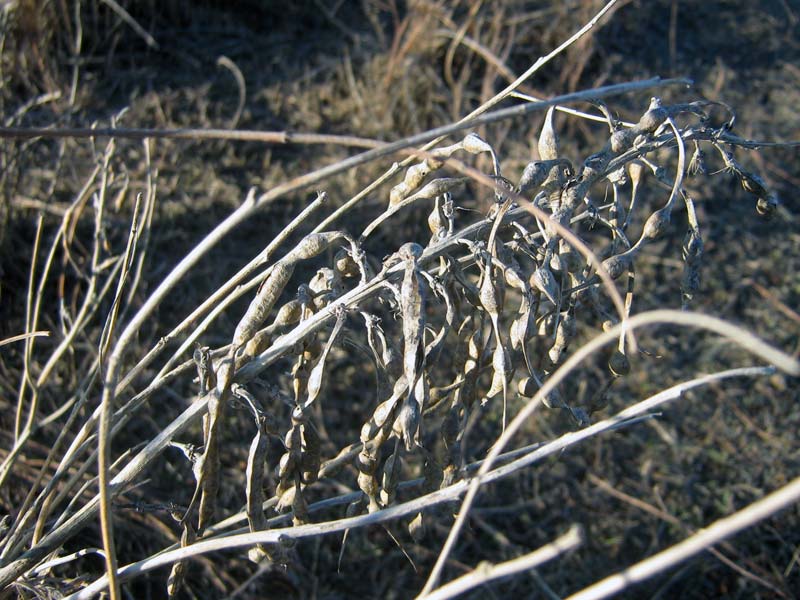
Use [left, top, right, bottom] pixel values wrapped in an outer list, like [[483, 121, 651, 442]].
[[0, 1, 798, 598]]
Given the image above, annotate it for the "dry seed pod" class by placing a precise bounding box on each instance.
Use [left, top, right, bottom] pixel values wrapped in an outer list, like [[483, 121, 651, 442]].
[[538, 106, 559, 161], [485, 341, 511, 400], [518, 376, 537, 397], [408, 511, 425, 543], [541, 386, 567, 410], [356, 448, 381, 513], [273, 298, 303, 328], [503, 264, 527, 292], [608, 349, 630, 377], [389, 163, 432, 206], [334, 248, 359, 278], [379, 446, 401, 506], [292, 485, 310, 525], [361, 377, 406, 443], [739, 170, 769, 197], [600, 251, 635, 281], [275, 482, 296, 513], [462, 132, 493, 155], [288, 230, 347, 262], [530, 264, 560, 306], [636, 98, 668, 132], [167, 520, 196, 598], [548, 311, 576, 365], [300, 421, 321, 484], [517, 161, 550, 195], [641, 207, 671, 241], [245, 415, 271, 562], [682, 228, 703, 266], [234, 261, 295, 348], [609, 129, 637, 154], [193, 345, 215, 396], [428, 194, 448, 242], [400, 243, 425, 389], [756, 193, 778, 219], [405, 177, 467, 204], [558, 238, 582, 273], [510, 292, 533, 352], [395, 394, 421, 452], [304, 308, 346, 408]]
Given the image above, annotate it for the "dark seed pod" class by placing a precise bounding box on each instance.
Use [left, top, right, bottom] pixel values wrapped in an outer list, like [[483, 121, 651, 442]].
[[518, 376, 537, 397], [600, 252, 634, 281], [608, 350, 630, 377], [756, 194, 778, 219], [609, 129, 636, 154], [636, 98, 667, 132]]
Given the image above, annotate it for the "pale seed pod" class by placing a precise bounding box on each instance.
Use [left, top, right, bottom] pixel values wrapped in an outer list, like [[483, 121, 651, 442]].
[[304, 308, 346, 408], [389, 162, 430, 206], [531, 264, 560, 306], [356, 448, 380, 513], [739, 170, 768, 197], [641, 207, 671, 241], [462, 132, 493, 155], [485, 341, 511, 400], [287, 231, 345, 262], [628, 160, 645, 190], [395, 395, 421, 452], [408, 512, 425, 543], [538, 106, 559, 161], [537, 312, 557, 336], [278, 449, 295, 480], [428, 194, 448, 242], [334, 248, 359, 278], [167, 520, 196, 598], [510, 293, 532, 352], [404, 177, 467, 204], [233, 261, 295, 348], [275, 483, 296, 513], [518, 372, 565, 409], [548, 311, 576, 365], [272, 298, 303, 328], [361, 378, 405, 443], [503, 264, 527, 292]]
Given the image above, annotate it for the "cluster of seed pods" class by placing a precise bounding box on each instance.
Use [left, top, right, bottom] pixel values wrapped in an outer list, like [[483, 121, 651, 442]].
[[164, 99, 779, 590]]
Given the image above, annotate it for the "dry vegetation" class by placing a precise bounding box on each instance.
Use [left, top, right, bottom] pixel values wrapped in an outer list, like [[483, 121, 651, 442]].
[[0, 1, 799, 599]]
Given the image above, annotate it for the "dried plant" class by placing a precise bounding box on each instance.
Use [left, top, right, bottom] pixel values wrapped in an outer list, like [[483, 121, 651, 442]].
[[0, 2, 799, 599]]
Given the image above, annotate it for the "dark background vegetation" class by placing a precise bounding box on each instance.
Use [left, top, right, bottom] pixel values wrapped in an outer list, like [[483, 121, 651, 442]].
[[0, 1, 798, 598]]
